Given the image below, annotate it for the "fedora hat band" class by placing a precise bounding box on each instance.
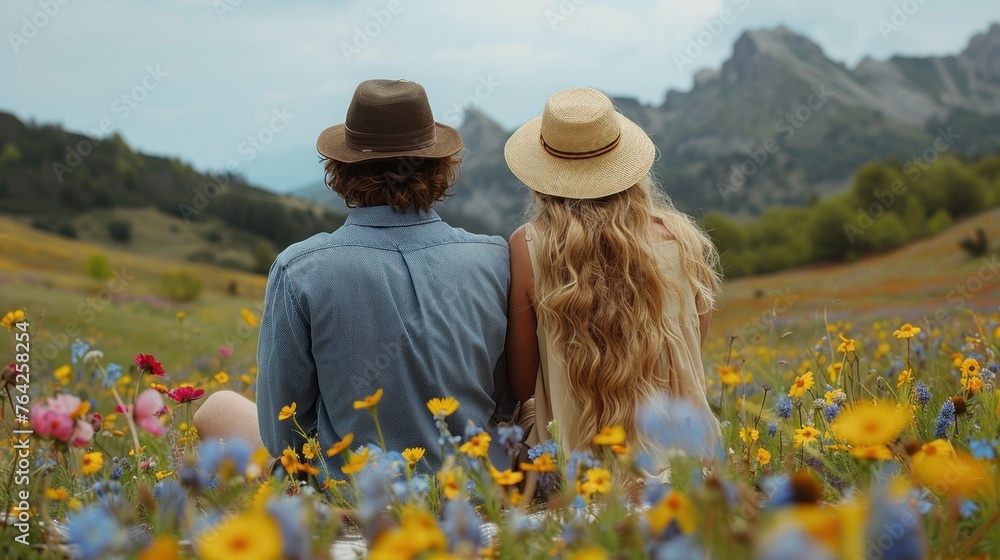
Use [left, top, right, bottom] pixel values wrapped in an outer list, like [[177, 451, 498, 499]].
[[344, 122, 437, 153], [541, 132, 621, 160]]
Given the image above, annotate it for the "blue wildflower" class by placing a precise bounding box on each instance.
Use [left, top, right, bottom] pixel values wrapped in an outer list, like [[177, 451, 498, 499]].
[[867, 498, 924, 560], [111, 466, 123, 481], [914, 382, 931, 407], [761, 475, 792, 508], [934, 400, 955, 439], [759, 529, 835, 560], [959, 500, 980, 519], [637, 394, 719, 456], [565, 450, 597, 484], [441, 499, 483, 549], [70, 339, 90, 365], [527, 440, 559, 461], [102, 363, 123, 389], [969, 439, 996, 461], [198, 438, 252, 478], [65, 508, 122, 560], [464, 421, 484, 440], [267, 498, 310, 560], [767, 421, 778, 437], [824, 404, 840, 423], [651, 536, 704, 560], [156, 480, 187, 530], [497, 424, 524, 458], [906, 489, 933, 515], [776, 396, 793, 420]]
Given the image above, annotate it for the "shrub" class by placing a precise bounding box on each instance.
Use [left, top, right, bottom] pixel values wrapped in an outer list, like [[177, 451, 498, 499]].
[[926, 208, 953, 236], [107, 219, 132, 244], [84, 253, 112, 280], [157, 271, 204, 302]]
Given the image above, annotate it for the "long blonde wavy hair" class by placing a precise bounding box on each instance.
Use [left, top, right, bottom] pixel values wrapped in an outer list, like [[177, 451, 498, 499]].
[[529, 177, 722, 453]]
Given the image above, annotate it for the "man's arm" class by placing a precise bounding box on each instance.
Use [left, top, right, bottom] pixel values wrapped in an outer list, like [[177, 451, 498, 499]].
[[506, 226, 539, 402], [256, 260, 320, 458]]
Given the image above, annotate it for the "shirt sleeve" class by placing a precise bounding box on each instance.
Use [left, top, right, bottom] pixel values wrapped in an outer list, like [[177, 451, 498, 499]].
[[256, 259, 319, 458]]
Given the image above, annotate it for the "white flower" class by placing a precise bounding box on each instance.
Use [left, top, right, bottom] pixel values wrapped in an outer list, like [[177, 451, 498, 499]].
[[82, 350, 104, 365]]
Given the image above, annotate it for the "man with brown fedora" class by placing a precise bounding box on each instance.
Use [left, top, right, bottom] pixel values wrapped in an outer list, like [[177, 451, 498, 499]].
[[195, 79, 516, 472]]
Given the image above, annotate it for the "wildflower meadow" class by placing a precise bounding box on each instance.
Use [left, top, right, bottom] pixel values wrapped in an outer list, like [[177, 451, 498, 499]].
[[1, 305, 998, 559]]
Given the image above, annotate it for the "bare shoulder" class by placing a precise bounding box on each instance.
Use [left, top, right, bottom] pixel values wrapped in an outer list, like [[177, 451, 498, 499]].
[[652, 217, 676, 242]]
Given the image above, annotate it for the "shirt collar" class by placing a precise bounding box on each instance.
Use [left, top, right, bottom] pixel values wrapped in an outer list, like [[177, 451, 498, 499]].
[[344, 206, 442, 228]]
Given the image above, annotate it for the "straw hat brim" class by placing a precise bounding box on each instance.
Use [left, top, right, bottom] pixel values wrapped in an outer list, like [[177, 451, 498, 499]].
[[317, 122, 464, 163], [504, 113, 655, 199]]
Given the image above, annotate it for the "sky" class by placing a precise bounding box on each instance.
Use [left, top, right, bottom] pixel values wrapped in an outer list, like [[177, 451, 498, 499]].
[[3, 0, 999, 192]]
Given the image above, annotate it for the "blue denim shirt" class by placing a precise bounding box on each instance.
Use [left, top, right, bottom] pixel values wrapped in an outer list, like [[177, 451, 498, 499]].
[[257, 205, 513, 472]]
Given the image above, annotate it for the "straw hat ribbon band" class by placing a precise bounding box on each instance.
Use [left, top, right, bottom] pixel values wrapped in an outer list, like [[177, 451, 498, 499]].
[[541, 133, 621, 160]]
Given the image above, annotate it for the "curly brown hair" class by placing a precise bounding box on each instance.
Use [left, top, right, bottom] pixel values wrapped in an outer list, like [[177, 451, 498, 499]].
[[322, 155, 462, 213]]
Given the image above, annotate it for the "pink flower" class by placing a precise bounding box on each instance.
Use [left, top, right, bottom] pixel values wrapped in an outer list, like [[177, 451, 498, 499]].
[[133, 353, 165, 377], [218, 345, 232, 357], [140, 457, 156, 471], [47, 393, 82, 416], [31, 405, 74, 442], [134, 389, 168, 436], [70, 420, 94, 447], [166, 386, 205, 404]]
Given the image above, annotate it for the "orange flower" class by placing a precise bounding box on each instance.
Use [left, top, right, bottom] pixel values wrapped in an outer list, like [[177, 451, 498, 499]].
[[326, 433, 354, 457], [593, 425, 626, 446], [278, 402, 296, 421], [354, 388, 383, 409]]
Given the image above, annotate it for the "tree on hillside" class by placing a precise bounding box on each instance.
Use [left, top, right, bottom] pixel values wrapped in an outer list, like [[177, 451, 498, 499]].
[[808, 197, 856, 262]]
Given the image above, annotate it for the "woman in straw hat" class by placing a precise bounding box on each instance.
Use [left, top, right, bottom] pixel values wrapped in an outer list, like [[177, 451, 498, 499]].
[[504, 87, 722, 482]]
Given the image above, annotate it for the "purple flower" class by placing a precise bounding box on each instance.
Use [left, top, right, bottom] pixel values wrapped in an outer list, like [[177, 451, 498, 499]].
[[934, 400, 955, 439]]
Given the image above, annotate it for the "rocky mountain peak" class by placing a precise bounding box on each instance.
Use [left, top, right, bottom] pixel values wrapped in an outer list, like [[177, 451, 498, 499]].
[[962, 23, 1000, 82]]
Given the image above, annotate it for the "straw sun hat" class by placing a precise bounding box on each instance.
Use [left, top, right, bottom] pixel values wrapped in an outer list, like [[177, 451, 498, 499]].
[[317, 79, 463, 163], [504, 87, 655, 199]]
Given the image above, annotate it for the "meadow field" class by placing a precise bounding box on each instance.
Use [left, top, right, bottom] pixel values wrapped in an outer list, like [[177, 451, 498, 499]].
[[0, 208, 998, 558]]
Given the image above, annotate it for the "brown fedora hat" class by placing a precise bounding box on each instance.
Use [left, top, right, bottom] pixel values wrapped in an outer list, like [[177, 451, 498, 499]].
[[317, 79, 463, 163]]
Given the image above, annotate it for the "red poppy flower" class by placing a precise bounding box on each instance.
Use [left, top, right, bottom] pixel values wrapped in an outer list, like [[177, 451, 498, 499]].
[[133, 353, 165, 376], [166, 386, 205, 404]]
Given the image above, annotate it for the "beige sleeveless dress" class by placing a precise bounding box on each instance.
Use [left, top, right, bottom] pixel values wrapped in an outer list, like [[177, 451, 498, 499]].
[[522, 222, 718, 480]]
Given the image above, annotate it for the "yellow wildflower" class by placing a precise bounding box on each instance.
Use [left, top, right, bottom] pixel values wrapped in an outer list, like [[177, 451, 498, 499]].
[[647, 490, 696, 535], [240, 308, 259, 328], [593, 425, 626, 446], [81, 452, 104, 475], [892, 323, 920, 339], [326, 433, 354, 457], [53, 365, 71, 385], [832, 402, 909, 447], [793, 426, 820, 447], [960, 358, 980, 378], [278, 402, 296, 421], [341, 448, 371, 475], [896, 369, 912, 388], [489, 467, 524, 486], [214, 371, 229, 384], [459, 432, 491, 458], [789, 371, 815, 399], [403, 447, 426, 465], [581, 468, 611, 495], [719, 365, 741, 387], [155, 470, 174, 481], [757, 448, 771, 466], [837, 333, 856, 353], [1, 309, 25, 330], [426, 397, 459, 417], [850, 445, 893, 460], [520, 452, 557, 473], [739, 427, 760, 445], [354, 388, 383, 409], [196, 510, 281, 560], [44, 488, 69, 501]]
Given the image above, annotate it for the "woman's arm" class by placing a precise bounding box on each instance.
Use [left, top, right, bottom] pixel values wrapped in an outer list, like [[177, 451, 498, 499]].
[[506, 226, 539, 403]]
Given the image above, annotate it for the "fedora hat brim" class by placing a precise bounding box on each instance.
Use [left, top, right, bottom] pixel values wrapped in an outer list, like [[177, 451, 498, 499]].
[[504, 112, 655, 200], [317, 122, 464, 163]]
